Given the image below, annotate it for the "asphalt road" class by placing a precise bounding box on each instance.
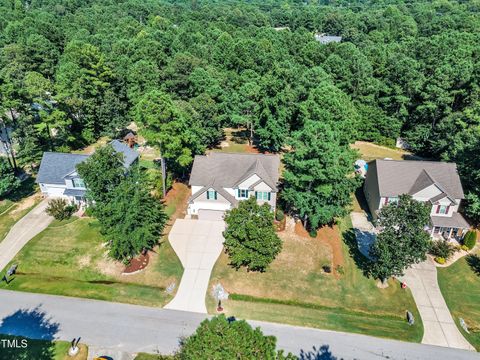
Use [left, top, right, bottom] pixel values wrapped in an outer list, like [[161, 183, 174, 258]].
[[0, 290, 477, 360]]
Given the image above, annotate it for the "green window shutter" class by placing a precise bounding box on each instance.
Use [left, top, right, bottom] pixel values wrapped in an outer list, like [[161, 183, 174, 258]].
[[255, 191, 258, 199], [246, 190, 249, 198], [237, 189, 240, 198], [214, 191, 217, 200], [206, 191, 210, 200], [268, 192, 271, 201]]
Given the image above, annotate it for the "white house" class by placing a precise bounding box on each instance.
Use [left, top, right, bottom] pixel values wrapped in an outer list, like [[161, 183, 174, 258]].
[[37, 140, 139, 206], [187, 152, 280, 221], [364, 159, 470, 240]]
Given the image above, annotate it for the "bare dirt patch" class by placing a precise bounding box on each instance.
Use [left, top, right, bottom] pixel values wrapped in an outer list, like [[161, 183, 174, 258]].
[[96, 251, 124, 277], [77, 255, 91, 269], [293, 219, 344, 277], [10, 194, 41, 215]]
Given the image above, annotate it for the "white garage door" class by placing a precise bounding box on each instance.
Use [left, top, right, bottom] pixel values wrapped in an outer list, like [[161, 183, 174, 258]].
[[198, 210, 225, 221]]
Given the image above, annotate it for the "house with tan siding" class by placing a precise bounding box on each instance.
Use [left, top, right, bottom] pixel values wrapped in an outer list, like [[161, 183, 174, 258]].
[[363, 159, 470, 240], [187, 153, 280, 221]]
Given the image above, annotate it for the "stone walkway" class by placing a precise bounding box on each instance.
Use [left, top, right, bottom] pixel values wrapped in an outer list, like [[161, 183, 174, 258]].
[[400, 258, 475, 351], [0, 198, 52, 272], [164, 219, 225, 313]]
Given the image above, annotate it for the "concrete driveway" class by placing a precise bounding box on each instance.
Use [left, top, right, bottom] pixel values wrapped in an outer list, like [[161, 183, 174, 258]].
[[350, 212, 376, 259], [164, 219, 225, 313], [400, 259, 475, 351], [0, 198, 53, 272]]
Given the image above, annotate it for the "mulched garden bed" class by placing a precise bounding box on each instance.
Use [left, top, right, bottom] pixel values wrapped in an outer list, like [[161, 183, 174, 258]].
[[122, 253, 149, 275]]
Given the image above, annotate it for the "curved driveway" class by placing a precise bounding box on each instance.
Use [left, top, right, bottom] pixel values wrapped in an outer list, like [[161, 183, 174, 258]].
[[400, 259, 474, 350], [0, 198, 52, 272], [164, 219, 225, 313]]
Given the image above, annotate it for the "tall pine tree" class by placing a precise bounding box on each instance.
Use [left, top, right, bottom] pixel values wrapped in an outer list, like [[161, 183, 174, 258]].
[[283, 121, 359, 229]]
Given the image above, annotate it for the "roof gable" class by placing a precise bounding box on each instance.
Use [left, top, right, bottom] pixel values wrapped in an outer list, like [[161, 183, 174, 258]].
[[372, 159, 465, 199], [189, 153, 280, 191]]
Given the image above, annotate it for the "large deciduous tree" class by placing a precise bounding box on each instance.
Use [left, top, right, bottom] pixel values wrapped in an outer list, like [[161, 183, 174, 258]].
[[369, 194, 431, 282], [223, 197, 282, 272], [76, 144, 125, 206], [283, 121, 359, 230], [134, 90, 204, 170]]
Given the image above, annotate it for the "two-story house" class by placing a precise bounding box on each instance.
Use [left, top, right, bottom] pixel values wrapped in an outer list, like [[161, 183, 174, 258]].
[[364, 159, 470, 240], [37, 140, 139, 206], [187, 152, 280, 221]]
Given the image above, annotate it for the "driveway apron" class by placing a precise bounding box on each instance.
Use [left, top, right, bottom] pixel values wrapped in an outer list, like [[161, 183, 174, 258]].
[[164, 219, 225, 313], [0, 198, 53, 272], [400, 258, 474, 351]]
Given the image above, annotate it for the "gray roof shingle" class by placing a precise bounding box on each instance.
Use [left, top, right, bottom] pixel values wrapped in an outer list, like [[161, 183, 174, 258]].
[[37, 152, 90, 185], [189, 153, 280, 191], [431, 213, 470, 228], [37, 140, 139, 185], [371, 159, 465, 199]]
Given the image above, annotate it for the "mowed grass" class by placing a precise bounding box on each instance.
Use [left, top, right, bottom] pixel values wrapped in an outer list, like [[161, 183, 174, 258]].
[[0, 335, 88, 360], [207, 217, 423, 342], [351, 141, 414, 161], [0, 195, 41, 242], [438, 251, 480, 350], [0, 217, 183, 307]]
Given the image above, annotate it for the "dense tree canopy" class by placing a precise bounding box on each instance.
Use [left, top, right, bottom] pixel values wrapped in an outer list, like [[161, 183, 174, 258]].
[[0, 0, 479, 219], [0, 156, 19, 197]]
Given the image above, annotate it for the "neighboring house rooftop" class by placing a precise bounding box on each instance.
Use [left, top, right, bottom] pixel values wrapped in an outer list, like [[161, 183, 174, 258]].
[[314, 33, 342, 44], [370, 159, 465, 200], [37, 140, 139, 185], [189, 152, 280, 191]]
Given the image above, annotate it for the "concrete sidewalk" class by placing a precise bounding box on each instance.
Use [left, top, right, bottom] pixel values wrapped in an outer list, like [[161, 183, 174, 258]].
[[400, 259, 474, 351], [0, 198, 52, 272], [164, 219, 225, 313]]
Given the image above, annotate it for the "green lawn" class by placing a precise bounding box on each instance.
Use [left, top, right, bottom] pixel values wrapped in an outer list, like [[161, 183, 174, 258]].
[[438, 251, 480, 350], [207, 217, 423, 342], [0, 197, 41, 242], [134, 353, 174, 360], [351, 141, 417, 161], [0, 217, 183, 307], [0, 335, 87, 360]]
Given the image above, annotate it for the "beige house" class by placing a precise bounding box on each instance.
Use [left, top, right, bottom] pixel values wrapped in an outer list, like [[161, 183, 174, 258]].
[[187, 152, 280, 221], [364, 159, 470, 240]]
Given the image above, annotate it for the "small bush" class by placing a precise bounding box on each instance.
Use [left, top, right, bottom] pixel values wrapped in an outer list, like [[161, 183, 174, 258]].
[[309, 229, 317, 238], [46, 198, 77, 220], [429, 240, 455, 260], [275, 209, 284, 222], [461, 244, 469, 251], [463, 231, 477, 250], [336, 265, 345, 275], [435, 257, 446, 264]]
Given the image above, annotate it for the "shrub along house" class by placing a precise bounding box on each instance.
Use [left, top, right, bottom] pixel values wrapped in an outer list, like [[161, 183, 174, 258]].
[[187, 152, 280, 221], [364, 159, 470, 241], [37, 140, 139, 206]]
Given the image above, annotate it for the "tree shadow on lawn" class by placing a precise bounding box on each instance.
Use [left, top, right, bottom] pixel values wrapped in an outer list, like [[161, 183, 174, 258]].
[[0, 306, 60, 359], [342, 227, 374, 278], [299, 345, 340, 360], [466, 254, 480, 276], [0, 177, 36, 202]]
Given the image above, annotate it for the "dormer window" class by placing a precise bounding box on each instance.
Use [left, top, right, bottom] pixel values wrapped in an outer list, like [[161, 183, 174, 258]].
[[72, 178, 85, 188], [207, 190, 217, 200], [238, 189, 249, 199]]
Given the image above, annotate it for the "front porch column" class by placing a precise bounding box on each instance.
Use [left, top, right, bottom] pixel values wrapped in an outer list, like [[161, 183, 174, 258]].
[[448, 227, 453, 240]]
